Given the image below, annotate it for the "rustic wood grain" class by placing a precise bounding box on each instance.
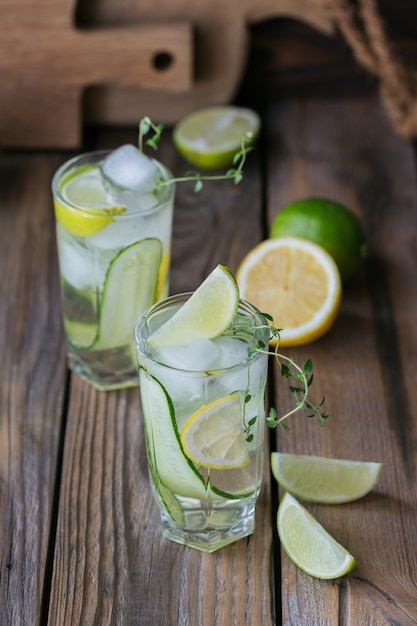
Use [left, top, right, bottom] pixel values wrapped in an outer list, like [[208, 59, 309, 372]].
[[0, 0, 334, 148], [0, 154, 67, 624], [0, 16, 192, 149], [266, 96, 417, 624], [2, 94, 417, 625], [239, 1, 417, 102]]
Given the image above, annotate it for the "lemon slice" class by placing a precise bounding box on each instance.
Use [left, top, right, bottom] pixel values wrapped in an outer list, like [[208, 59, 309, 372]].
[[271, 453, 382, 504], [181, 393, 249, 469], [236, 236, 342, 346], [148, 264, 239, 347], [173, 106, 260, 170], [278, 493, 357, 579], [54, 164, 126, 237]]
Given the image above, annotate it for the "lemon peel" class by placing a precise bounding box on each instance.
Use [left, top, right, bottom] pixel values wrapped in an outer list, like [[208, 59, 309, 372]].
[[237, 236, 342, 346], [181, 393, 249, 469]]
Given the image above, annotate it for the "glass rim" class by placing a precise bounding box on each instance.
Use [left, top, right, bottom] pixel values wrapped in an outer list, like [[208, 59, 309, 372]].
[[134, 292, 270, 375], [51, 149, 175, 218]]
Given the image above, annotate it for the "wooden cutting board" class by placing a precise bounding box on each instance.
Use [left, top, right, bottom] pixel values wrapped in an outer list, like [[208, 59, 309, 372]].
[[0, 0, 333, 148]]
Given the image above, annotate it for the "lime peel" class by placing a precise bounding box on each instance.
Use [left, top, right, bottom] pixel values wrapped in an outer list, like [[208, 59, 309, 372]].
[[270, 197, 367, 281], [271, 452, 382, 503], [277, 493, 357, 580], [173, 106, 260, 170], [147, 264, 239, 348]]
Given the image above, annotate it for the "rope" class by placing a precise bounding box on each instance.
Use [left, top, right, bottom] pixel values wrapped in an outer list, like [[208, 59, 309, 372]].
[[310, 0, 417, 138]]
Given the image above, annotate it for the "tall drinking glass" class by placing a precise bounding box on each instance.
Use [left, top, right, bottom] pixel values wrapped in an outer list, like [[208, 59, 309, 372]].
[[52, 148, 174, 390], [135, 293, 269, 552]]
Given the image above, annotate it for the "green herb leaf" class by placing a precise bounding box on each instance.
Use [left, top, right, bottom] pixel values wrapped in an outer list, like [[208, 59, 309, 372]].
[[138, 116, 252, 193]]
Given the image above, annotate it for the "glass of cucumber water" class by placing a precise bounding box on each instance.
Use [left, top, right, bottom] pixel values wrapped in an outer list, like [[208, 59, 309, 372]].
[[52, 145, 174, 390], [134, 266, 269, 552]]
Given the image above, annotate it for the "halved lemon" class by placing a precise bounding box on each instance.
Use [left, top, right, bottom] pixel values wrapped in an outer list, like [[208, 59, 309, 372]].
[[236, 237, 342, 346], [180, 393, 249, 469], [278, 493, 356, 579], [173, 106, 261, 170], [271, 452, 382, 504], [148, 264, 239, 347]]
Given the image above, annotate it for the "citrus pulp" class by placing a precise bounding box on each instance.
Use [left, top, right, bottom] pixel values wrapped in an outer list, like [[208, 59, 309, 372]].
[[271, 452, 382, 503], [277, 493, 357, 579], [173, 106, 260, 170], [236, 237, 342, 346]]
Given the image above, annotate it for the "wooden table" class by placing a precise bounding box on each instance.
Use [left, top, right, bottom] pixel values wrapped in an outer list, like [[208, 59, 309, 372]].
[[1, 92, 417, 625]]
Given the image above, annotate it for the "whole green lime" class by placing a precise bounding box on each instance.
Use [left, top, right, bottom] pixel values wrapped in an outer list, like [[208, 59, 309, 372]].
[[270, 198, 367, 281]]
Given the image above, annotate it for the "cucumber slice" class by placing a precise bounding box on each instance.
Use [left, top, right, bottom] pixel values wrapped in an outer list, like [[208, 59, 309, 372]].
[[63, 317, 98, 349], [61, 279, 98, 322], [61, 280, 99, 349], [93, 238, 162, 352], [142, 421, 184, 526], [139, 368, 208, 500]]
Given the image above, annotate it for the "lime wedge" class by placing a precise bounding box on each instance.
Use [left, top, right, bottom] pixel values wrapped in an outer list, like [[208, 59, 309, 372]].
[[55, 164, 126, 237], [181, 393, 249, 469], [271, 453, 382, 503], [173, 106, 260, 170], [277, 493, 357, 579], [147, 264, 239, 347]]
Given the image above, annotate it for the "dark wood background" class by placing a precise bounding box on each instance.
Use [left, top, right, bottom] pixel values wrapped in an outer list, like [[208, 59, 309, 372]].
[[238, 0, 417, 103]]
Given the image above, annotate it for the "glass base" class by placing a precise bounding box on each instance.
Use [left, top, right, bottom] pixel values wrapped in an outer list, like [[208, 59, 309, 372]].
[[160, 506, 256, 553], [68, 354, 139, 391]]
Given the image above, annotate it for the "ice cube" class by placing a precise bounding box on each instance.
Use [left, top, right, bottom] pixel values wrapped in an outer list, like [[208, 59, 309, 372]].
[[152, 334, 221, 372], [211, 336, 250, 369], [102, 144, 159, 193], [212, 336, 267, 401], [56, 235, 108, 290]]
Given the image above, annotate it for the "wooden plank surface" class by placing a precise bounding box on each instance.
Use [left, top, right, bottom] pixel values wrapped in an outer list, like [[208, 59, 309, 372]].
[[1, 92, 417, 625], [0, 154, 68, 624], [266, 97, 417, 624]]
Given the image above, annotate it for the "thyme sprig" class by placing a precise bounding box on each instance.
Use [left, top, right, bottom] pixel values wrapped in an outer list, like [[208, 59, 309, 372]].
[[138, 116, 253, 193], [139, 117, 165, 152], [248, 314, 329, 436]]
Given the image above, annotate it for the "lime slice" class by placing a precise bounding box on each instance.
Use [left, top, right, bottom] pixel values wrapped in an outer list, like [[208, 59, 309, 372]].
[[277, 493, 357, 579], [147, 264, 239, 348], [271, 453, 382, 503], [55, 164, 126, 237], [181, 393, 249, 469], [173, 106, 260, 170]]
